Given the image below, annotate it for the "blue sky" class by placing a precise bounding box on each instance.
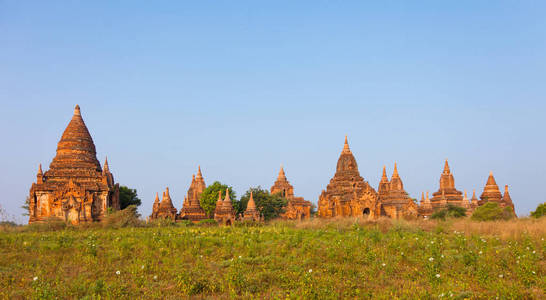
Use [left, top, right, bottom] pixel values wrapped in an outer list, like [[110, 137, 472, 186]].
[[1, 1, 545, 222]]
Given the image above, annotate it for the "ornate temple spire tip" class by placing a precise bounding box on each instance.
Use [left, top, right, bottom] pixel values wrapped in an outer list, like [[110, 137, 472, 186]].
[[74, 104, 81, 116]]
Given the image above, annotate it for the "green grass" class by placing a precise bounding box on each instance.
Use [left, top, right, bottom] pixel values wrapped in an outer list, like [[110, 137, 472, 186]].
[[0, 219, 544, 299]]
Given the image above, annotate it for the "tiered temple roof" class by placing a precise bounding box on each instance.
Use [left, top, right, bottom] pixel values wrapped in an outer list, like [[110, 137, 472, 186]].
[[378, 163, 419, 219], [178, 166, 207, 222], [271, 166, 312, 220], [155, 187, 178, 220], [28, 105, 119, 224], [317, 136, 379, 218], [430, 160, 463, 209], [243, 192, 261, 222], [214, 188, 236, 225]]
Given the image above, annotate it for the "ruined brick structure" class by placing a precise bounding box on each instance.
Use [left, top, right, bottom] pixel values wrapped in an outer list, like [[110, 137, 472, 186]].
[[151, 187, 178, 220], [271, 166, 312, 220], [178, 166, 207, 222], [479, 172, 515, 214], [429, 160, 464, 210], [377, 164, 420, 219], [28, 105, 119, 224], [243, 191, 262, 222], [214, 189, 236, 225]]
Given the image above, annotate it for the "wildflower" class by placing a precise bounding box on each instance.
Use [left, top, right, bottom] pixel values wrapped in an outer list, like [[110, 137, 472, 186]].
[[429, 257, 434, 262], [308, 269, 312, 273], [527, 247, 530, 250], [141, 265, 144, 270], [153, 275, 158, 280], [401, 252, 404, 256], [431, 241, 434, 244], [439, 293, 444, 297], [532, 271, 536, 274], [435, 274, 441, 278], [479, 251, 482, 255], [498, 274, 503, 278], [238, 255, 242, 259], [382, 263, 386, 267], [33, 276, 38, 281], [441, 254, 444, 258], [481, 239, 486, 243], [532, 250, 536, 254], [116, 271, 120, 275]]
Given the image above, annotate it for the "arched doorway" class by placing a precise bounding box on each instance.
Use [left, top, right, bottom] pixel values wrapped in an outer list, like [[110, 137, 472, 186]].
[[225, 219, 232, 226], [363, 208, 370, 216]]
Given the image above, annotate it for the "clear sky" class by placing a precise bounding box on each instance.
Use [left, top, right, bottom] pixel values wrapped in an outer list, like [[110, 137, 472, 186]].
[[1, 1, 545, 222]]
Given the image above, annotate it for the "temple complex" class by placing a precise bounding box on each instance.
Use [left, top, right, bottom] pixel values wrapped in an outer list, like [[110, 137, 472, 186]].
[[317, 137, 381, 218], [377, 163, 419, 219], [178, 167, 207, 222], [271, 166, 312, 220], [214, 189, 236, 225], [28, 105, 119, 224], [429, 160, 464, 210], [243, 192, 262, 222]]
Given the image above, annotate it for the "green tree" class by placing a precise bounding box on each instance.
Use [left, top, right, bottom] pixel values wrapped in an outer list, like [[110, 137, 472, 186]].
[[431, 204, 467, 220], [21, 196, 30, 217], [200, 181, 236, 218], [471, 202, 514, 221], [119, 186, 142, 210], [530, 202, 545, 218], [240, 187, 288, 221]]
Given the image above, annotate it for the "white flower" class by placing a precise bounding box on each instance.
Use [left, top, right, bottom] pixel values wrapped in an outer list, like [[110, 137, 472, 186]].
[[481, 239, 486, 243], [401, 252, 404, 256], [435, 274, 441, 278], [238, 255, 242, 259], [532, 250, 536, 254], [308, 269, 313, 273], [526, 247, 530, 250], [116, 271, 120, 275], [532, 271, 536, 274], [439, 293, 444, 297], [33, 276, 38, 281], [153, 275, 158, 280], [381, 263, 386, 267], [479, 251, 482, 255], [441, 255, 444, 258], [498, 274, 503, 278], [141, 265, 144, 270], [429, 257, 434, 262], [431, 241, 434, 244]]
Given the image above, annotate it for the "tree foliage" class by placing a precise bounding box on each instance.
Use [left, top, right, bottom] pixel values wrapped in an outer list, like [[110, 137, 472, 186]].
[[430, 204, 467, 220], [21, 197, 30, 217], [471, 202, 514, 221], [200, 181, 236, 218], [530, 202, 545, 218], [119, 186, 142, 210], [240, 187, 288, 221]]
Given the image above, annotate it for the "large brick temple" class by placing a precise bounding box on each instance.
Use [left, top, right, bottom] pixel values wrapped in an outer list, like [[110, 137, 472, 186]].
[[28, 105, 119, 224]]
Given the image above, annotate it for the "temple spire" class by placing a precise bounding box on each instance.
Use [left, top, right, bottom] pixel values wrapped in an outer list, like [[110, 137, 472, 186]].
[[74, 104, 81, 116], [247, 191, 256, 210], [443, 159, 450, 174], [278, 165, 286, 180], [154, 192, 159, 204], [342, 135, 351, 154], [392, 162, 399, 178], [37, 164, 43, 175], [420, 191, 425, 203], [381, 165, 388, 180], [197, 166, 203, 178], [222, 188, 232, 207], [103, 156, 109, 173]]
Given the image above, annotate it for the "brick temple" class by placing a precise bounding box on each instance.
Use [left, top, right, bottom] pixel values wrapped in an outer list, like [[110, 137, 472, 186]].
[[28, 105, 119, 224]]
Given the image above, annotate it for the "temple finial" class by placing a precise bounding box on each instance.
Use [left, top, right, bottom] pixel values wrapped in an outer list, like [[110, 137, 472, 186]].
[[392, 162, 399, 177], [342, 135, 351, 153], [103, 156, 109, 172], [197, 165, 203, 178], [74, 104, 81, 116], [154, 192, 159, 203], [443, 159, 450, 174], [381, 165, 387, 179], [278, 165, 286, 180], [38, 163, 43, 175]]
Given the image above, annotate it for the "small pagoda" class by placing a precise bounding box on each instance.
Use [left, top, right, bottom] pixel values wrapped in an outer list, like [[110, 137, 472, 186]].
[[214, 189, 236, 225]]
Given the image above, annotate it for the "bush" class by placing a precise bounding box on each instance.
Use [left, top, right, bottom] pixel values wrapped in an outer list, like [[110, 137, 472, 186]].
[[102, 205, 143, 228], [471, 202, 514, 221], [197, 219, 218, 226], [25, 217, 67, 232], [530, 202, 545, 218], [430, 205, 467, 220]]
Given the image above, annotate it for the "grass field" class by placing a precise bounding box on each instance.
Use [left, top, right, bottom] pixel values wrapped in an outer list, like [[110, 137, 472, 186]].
[[0, 218, 544, 299]]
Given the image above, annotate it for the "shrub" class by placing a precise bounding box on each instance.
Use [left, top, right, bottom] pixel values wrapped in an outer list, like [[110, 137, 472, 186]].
[[197, 219, 218, 226], [102, 205, 143, 228], [25, 217, 67, 232], [430, 205, 467, 220], [530, 202, 545, 218], [471, 202, 514, 221]]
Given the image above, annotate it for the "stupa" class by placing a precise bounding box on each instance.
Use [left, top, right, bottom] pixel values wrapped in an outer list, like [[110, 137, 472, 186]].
[[271, 166, 312, 220], [214, 188, 236, 225], [28, 105, 119, 224], [178, 166, 207, 222]]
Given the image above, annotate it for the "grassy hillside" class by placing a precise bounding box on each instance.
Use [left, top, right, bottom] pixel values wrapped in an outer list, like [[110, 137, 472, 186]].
[[0, 218, 544, 299]]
